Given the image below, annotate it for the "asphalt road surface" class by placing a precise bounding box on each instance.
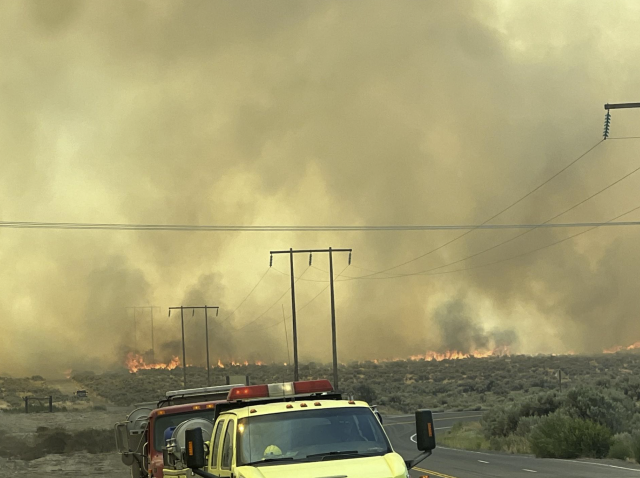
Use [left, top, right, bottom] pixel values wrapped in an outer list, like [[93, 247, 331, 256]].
[[384, 412, 640, 478]]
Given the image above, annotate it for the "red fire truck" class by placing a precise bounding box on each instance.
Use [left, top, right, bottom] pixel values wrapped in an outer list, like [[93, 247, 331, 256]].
[[115, 384, 241, 478]]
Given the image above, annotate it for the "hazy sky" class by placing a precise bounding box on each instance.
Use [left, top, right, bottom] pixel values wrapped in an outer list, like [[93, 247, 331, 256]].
[[2, 0, 640, 376]]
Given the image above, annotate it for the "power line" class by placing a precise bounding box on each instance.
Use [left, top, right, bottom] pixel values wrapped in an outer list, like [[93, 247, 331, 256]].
[[339, 203, 640, 281], [251, 264, 351, 332], [361, 140, 606, 276], [219, 268, 271, 324], [376, 156, 640, 279], [428, 203, 640, 277], [234, 267, 310, 331], [9, 217, 640, 232], [349, 140, 605, 279], [271, 266, 330, 282]]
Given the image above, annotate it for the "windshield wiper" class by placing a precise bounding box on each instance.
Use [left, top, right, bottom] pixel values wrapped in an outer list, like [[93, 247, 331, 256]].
[[245, 457, 295, 466], [306, 450, 361, 461]]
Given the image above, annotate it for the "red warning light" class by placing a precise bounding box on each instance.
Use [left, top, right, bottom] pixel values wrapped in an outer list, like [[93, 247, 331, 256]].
[[228, 384, 269, 401], [293, 379, 333, 394]]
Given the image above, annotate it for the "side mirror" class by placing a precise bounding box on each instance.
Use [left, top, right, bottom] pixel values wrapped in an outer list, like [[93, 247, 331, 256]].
[[114, 423, 128, 453], [405, 409, 436, 470], [185, 427, 206, 469], [415, 409, 436, 452]]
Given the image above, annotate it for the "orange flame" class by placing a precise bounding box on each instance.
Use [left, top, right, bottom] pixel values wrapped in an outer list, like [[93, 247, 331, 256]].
[[407, 346, 510, 362], [604, 341, 640, 354], [126, 353, 180, 373], [219, 359, 265, 367], [64, 368, 73, 379]]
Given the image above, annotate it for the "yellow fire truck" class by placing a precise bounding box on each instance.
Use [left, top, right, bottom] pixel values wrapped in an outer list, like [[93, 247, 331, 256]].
[[162, 379, 436, 478]]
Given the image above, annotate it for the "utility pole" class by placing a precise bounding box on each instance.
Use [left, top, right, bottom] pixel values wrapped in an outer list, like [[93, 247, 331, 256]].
[[168, 305, 220, 388], [184, 306, 219, 386], [169, 306, 187, 388], [603, 102, 640, 139], [126, 307, 161, 360], [270, 248, 351, 389]]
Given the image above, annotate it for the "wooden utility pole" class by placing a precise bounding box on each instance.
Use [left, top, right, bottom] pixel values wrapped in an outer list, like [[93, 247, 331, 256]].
[[169, 306, 187, 387], [126, 307, 161, 360], [168, 305, 220, 387], [270, 248, 351, 389], [186, 306, 219, 386]]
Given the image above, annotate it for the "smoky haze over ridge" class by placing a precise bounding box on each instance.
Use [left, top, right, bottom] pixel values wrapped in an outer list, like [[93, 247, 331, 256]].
[[1, 0, 640, 376]]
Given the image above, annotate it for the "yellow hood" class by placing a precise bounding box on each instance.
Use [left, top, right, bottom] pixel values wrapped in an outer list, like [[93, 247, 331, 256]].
[[235, 453, 407, 478]]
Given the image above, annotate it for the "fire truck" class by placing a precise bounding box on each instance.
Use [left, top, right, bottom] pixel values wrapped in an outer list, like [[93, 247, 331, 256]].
[[161, 379, 436, 478], [115, 384, 243, 478]]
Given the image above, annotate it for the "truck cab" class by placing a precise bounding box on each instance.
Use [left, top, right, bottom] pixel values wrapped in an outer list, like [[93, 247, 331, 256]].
[[146, 401, 220, 477], [116, 384, 242, 478], [163, 380, 436, 478]]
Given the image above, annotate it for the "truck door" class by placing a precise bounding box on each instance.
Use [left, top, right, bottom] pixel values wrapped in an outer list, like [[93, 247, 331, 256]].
[[218, 418, 236, 478], [208, 417, 226, 475]]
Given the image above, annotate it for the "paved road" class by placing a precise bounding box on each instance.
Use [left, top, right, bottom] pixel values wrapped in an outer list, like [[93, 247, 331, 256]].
[[383, 412, 640, 478]]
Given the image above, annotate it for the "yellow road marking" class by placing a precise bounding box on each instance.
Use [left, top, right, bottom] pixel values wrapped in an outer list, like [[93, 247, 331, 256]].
[[384, 414, 483, 426], [414, 466, 460, 478]]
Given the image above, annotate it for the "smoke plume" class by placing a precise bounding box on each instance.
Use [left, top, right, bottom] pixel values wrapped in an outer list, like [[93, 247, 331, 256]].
[[1, 0, 640, 376]]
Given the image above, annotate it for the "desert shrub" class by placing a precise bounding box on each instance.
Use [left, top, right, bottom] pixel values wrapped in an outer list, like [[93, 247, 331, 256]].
[[482, 404, 520, 438], [37, 429, 71, 454], [438, 422, 489, 451], [0, 427, 116, 460], [489, 434, 530, 454], [482, 391, 562, 439], [350, 383, 377, 404], [564, 386, 634, 434], [632, 433, 640, 463], [515, 416, 541, 437], [67, 429, 115, 453], [608, 433, 632, 460], [529, 412, 611, 459]]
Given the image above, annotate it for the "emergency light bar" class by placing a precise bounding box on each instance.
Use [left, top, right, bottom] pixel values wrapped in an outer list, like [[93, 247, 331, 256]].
[[166, 384, 242, 399], [227, 379, 333, 401]]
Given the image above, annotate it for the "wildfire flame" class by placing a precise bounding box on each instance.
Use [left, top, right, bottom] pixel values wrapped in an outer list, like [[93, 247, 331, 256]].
[[407, 346, 511, 362], [126, 353, 180, 373], [217, 359, 266, 367], [604, 341, 640, 354]]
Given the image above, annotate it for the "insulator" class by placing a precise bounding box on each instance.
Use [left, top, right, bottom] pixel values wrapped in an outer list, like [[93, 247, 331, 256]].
[[269, 254, 273, 267], [348, 252, 352, 265], [603, 111, 612, 140], [309, 253, 313, 266]]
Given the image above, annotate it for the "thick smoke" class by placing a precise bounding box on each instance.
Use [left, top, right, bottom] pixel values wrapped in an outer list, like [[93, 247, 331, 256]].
[[432, 299, 518, 353], [1, 1, 640, 376]]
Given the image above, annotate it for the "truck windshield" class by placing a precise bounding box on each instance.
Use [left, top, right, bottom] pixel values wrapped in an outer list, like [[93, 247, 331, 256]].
[[236, 407, 391, 466], [153, 410, 216, 451]]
